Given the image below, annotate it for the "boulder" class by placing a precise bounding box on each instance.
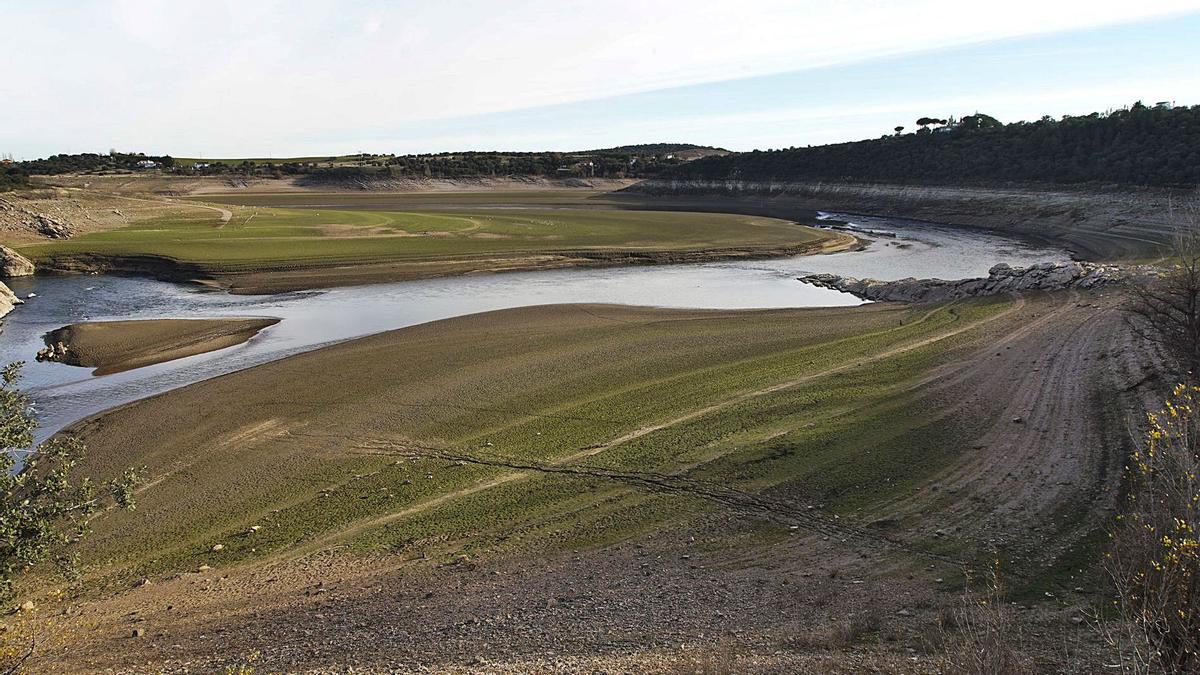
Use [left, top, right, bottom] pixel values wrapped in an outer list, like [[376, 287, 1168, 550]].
[[0, 281, 22, 321], [799, 261, 1132, 302], [0, 246, 33, 277]]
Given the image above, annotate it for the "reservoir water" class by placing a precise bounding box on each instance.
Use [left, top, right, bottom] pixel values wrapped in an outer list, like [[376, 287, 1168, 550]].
[[0, 213, 1070, 440]]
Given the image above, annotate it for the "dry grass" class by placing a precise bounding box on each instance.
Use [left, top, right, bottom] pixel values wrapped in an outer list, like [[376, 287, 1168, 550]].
[[937, 563, 1031, 675], [1103, 384, 1200, 673]]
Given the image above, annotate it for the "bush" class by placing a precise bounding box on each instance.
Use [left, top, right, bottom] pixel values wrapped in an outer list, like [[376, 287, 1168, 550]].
[[939, 562, 1029, 675], [1105, 384, 1200, 673], [0, 362, 139, 599]]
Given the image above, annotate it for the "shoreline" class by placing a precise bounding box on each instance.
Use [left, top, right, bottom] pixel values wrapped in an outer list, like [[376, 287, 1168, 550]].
[[41, 317, 280, 375], [26, 231, 861, 295], [615, 180, 1182, 261]]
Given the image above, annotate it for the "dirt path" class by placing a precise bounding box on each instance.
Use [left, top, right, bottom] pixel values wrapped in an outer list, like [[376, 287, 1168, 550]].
[[865, 289, 1140, 571], [82, 189, 234, 226], [190, 202, 233, 226]]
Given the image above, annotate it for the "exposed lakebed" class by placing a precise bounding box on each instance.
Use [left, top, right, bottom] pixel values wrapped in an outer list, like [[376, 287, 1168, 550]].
[[0, 213, 1068, 441]]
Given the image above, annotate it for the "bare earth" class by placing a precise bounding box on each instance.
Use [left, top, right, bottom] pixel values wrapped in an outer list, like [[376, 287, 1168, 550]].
[[44, 318, 280, 375], [21, 289, 1156, 673]]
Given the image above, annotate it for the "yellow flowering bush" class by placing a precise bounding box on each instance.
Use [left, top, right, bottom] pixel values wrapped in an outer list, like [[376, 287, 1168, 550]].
[[1108, 384, 1200, 673]]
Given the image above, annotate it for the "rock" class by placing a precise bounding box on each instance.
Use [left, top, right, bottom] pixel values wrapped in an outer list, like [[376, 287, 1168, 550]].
[[18, 600, 34, 612], [210, 544, 224, 552], [132, 627, 145, 638], [0, 246, 33, 278], [0, 282, 21, 321], [799, 261, 1135, 303], [1012, 417, 1023, 424], [133, 578, 151, 588], [30, 213, 72, 239]]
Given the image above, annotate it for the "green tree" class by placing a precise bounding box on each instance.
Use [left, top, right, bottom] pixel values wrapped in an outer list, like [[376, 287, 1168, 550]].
[[0, 362, 139, 599]]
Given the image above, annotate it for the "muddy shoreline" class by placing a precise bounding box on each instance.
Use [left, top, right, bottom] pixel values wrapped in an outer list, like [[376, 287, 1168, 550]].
[[29, 232, 861, 295], [41, 317, 280, 375], [619, 180, 1187, 261]]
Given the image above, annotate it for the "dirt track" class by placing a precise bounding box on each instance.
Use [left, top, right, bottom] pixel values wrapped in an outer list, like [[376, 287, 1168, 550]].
[[35, 289, 1154, 673]]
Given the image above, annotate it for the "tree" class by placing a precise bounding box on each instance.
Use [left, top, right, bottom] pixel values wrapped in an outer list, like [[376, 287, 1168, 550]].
[[893, 126, 904, 136], [663, 103, 1200, 187], [1126, 210, 1200, 379], [0, 362, 139, 600], [959, 113, 1001, 130]]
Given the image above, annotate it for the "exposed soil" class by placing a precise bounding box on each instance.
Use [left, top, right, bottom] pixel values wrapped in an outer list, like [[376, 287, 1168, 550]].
[[621, 180, 1197, 261], [43, 317, 280, 375], [35, 234, 860, 295], [35, 175, 640, 197], [23, 289, 1157, 673], [0, 189, 234, 244]]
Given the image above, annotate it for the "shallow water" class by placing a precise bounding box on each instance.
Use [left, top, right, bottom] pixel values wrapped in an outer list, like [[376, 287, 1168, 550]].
[[0, 213, 1068, 440]]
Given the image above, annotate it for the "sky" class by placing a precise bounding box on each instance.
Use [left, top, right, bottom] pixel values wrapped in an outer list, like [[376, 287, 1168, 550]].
[[2, 0, 1199, 159]]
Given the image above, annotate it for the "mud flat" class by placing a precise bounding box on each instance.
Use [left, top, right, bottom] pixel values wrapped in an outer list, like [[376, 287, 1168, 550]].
[[35, 291, 1142, 673], [42, 317, 279, 375]]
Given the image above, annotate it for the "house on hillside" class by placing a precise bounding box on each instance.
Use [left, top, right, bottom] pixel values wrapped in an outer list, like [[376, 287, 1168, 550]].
[[135, 160, 158, 169]]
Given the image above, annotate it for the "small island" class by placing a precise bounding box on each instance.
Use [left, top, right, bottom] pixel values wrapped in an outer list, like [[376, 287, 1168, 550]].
[[40, 317, 280, 375]]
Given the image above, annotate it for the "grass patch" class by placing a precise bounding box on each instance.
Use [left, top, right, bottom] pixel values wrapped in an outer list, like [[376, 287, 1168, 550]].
[[19, 202, 832, 269], [59, 297, 1024, 588]]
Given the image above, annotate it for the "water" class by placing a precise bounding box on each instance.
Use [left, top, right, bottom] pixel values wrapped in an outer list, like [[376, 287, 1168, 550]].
[[0, 213, 1068, 440]]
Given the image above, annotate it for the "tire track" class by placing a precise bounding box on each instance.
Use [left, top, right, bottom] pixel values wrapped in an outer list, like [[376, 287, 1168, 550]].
[[340, 439, 966, 565]]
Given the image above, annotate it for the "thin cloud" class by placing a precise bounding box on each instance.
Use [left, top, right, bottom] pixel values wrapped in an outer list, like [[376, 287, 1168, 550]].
[[2, 0, 1198, 157]]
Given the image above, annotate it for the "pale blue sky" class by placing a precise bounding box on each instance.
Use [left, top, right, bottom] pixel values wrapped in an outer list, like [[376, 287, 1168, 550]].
[[2, 1, 1198, 158]]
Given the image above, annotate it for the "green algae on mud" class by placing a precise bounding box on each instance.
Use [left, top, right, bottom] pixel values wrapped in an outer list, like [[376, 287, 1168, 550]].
[[63, 297, 1020, 587], [16, 200, 853, 293]]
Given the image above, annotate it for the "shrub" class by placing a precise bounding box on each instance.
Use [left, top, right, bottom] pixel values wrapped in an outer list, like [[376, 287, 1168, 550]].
[[1105, 384, 1200, 673]]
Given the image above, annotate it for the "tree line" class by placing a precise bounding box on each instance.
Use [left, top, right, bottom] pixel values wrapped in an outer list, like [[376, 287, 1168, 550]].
[[11, 145, 717, 182], [662, 102, 1200, 187], [0, 166, 27, 192], [17, 151, 176, 175]]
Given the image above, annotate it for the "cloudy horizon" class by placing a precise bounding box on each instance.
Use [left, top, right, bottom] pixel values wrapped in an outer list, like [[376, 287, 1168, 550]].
[[3, 0, 1199, 159]]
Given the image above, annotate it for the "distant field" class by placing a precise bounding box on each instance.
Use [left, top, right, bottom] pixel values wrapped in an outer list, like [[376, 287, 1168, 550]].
[[16, 193, 851, 292], [204, 189, 621, 209]]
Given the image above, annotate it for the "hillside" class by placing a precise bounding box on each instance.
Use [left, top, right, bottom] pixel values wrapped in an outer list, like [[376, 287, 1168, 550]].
[[660, 103, 1200, 187]]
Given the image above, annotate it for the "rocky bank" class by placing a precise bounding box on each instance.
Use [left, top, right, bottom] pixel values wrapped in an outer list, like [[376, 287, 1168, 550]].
[[0, 282, 21, 321], [622, 179, 1192, 260], [1, 245, 35, 277], [799, 261, 1130, 303], [0, 245, 33, 322]]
